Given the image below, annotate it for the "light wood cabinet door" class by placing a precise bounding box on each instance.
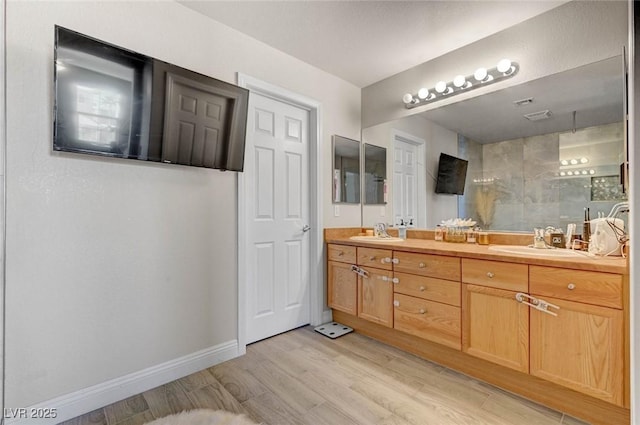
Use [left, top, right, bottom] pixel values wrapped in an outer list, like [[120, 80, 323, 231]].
[[328, 261, 357, 315], [530, 295, 624, 406], [358, 268, 394, 328], [462, 284, 529, 373]]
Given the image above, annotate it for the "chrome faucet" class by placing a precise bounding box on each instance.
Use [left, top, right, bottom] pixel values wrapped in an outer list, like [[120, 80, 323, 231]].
[[374, 222, 389, 238]]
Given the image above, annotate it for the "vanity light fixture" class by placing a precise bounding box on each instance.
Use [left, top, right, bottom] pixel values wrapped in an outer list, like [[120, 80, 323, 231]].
[[560, 157, 589, 167], [558, 168, 596, 177], [402, 58, 519, 109]]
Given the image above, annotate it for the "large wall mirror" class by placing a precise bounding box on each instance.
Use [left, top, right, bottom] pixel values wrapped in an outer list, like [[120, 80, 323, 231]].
[[362, 55, 627, 232], [364, 144, 386, 204], [332, 135, 361, 204]]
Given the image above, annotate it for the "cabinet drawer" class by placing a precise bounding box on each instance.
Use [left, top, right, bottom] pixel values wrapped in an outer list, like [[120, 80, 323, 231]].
[[328, 244, 356, 264], [393, 251, 460, 280], [393, 293, 461, 350], [394, 272, 460, 306], [529, 266, 623, 309], [358, 247, 393, 270], [462, 258, 528, 292]]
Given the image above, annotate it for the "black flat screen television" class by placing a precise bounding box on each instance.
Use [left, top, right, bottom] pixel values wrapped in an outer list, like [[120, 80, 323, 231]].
[[435, 153, 468, 195], [53, 26, 249, 171]]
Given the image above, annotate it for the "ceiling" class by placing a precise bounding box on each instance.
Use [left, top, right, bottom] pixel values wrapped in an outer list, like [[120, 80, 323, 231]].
[[178, 0, 568, 88]]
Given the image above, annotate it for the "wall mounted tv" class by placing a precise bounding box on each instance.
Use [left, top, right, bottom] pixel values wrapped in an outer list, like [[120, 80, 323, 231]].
[[435, 153, 468, 195], [53, 26, 249, 171]]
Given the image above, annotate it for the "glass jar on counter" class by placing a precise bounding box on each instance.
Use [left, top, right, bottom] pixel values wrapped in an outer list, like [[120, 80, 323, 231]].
[[445, 226, 467, 243], [434, 225, 444, 241], [466, 228, 477, 244]]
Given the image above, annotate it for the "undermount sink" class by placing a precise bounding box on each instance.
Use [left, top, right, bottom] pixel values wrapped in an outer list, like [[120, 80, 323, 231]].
[[349, 235, 405, 243], [488, 245, 591, 258]]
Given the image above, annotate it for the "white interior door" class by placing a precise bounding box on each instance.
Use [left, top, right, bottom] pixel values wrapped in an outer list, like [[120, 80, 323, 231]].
[[244, 92, 310, 344], [393, 138, 418, 226]]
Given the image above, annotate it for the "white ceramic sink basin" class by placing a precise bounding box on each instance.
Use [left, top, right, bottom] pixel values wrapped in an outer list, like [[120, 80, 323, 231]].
[[349, 236, 405, 243], [488, 245, 590, 258]]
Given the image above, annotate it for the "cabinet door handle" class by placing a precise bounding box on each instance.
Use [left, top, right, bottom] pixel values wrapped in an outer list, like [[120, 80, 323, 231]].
[[486, 272, 495, 278], [419, 286, 426, 292], [370, 256, 376, 261], [567, 283, 576, 290], [418, 262, 426, 268], [419, 308, 426, 314], [337, 251, 344, 256], [515, 292, 559, 316], [392, 258, 399, 264], [381, 257, 391, 264], [350, 265, 369, 278], [392, 277, 399, 284], [393, 300, 400, 307]]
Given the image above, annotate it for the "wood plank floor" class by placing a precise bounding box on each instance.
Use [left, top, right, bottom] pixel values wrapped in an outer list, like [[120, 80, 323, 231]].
[[60, 326, 590, 425]]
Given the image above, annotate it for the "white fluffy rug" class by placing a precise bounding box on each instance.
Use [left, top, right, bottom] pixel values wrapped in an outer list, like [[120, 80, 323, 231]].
[[144, 409, 258, 425]]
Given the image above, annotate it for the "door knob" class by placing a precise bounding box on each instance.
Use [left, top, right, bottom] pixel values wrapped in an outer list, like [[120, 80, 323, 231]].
[[302, 224, 311, 232]]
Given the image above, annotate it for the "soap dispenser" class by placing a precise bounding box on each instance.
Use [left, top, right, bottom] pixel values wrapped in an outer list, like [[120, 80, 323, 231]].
[[398, 219, 407, 240]]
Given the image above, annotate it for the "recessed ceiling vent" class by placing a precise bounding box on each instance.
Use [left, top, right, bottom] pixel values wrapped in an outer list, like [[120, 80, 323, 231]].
[[513, 97, 534, 106], [523, 110, 552, 121]]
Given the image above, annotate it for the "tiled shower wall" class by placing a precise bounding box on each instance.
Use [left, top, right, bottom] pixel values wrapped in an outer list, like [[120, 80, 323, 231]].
[[459, 123, 626, 233]]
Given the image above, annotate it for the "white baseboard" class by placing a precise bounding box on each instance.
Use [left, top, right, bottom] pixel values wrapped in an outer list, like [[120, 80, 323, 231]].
[[321, 309, 333, 324], [6, 340, 240, 425]]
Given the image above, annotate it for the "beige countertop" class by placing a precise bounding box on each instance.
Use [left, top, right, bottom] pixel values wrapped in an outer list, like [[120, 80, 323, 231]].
[[325, 236, 628, 274]]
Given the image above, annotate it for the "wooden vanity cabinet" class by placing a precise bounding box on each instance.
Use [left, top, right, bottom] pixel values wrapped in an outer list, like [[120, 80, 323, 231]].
[[529, 265, 625, 406], [461, 259, 529, 372], [327, 244, 357, 315]]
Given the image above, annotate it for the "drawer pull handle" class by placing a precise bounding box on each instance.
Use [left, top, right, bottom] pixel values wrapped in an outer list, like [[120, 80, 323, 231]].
[[393, 300, 400, 307], [382, 257, 391, 264], [370, 256, 376, 261], [392, 258, 399, 264], [567, 283, 576, 290], [419, 262, 426, 268], [486, 272, 495, 278], [392, 278, 399, 284], [393, 301, 427, 315], [419, 308, 426, 314], [419, 286, 426, 292], [338, 251, 344, 256]]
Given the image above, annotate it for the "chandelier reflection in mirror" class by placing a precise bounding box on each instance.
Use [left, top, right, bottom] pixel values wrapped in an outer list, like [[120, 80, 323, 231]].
[[402, 59, 519, 109]]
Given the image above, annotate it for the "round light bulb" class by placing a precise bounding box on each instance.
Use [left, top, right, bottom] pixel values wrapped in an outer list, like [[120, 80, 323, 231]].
[[570, 159, 578, 165], [435, 81, 447, 93], [474, 67, 487, 81], [417, 88, 430, 100], [567, 171, 574, 176], [560, 172, 566, 176], [582, 170, 588, 175], [497, 59, 512, 73], [402, 93, 414, 104], [589, 169, 596, 175], [560, 159, 569, 166], [453, 75, 466, 88], [580, 157, 588, 164]]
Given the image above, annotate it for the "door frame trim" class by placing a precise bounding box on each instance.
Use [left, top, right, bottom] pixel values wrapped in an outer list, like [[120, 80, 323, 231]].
[[236, 73, 323, 353], [391, 129, 426, 227]]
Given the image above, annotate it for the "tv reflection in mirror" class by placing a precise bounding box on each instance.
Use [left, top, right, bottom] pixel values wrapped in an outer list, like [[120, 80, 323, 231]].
[[435, 153, 468, 195], [53, 26, 248, 171]]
